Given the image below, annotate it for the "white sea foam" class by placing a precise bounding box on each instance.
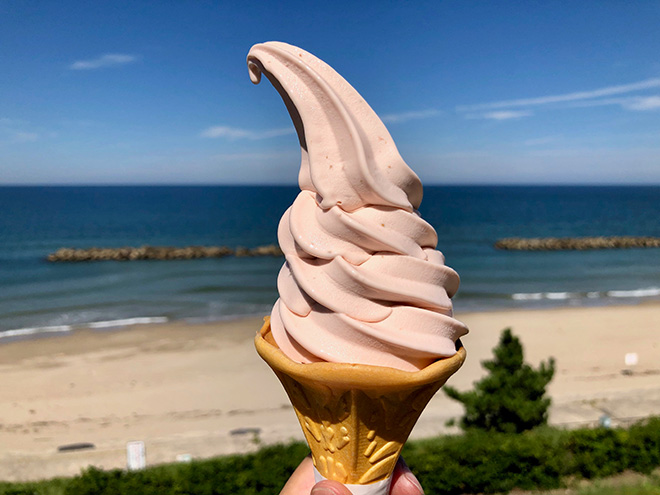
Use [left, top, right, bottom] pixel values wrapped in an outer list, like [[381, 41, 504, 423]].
[[0, 317, 168, 340], [545, 292, 573, 300], [512, 293, 544, 300], [511, 287, 660, 304], [87, 317, 169, 329], [512, 292, 575, 301], [0, 325, 73, 339], [607, 287, 660, 298]]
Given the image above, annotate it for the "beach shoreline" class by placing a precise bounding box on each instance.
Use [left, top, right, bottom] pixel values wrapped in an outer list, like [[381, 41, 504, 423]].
[[1, 303, 659, 482]]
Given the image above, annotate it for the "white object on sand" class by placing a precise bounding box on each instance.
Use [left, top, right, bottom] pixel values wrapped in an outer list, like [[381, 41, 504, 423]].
[[126, 441, 146, 471]]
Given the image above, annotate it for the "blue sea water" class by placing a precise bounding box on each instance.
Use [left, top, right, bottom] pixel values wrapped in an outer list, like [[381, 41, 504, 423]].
[[1, 185, 659, 339]]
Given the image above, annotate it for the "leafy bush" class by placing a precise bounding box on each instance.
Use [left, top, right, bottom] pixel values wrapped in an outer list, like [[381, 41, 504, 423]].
[[403, 428, 566, 494], [62, 442, 310, 495], [562, 417, 660, 479], [0, 478, 69, 495], [445, 328, 556, 433], [626, 417, 660, 474], [565, 427, 630, 478]]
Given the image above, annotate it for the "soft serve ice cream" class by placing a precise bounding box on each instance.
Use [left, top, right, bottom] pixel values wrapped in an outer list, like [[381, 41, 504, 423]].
[[248, 42, 468, 372]]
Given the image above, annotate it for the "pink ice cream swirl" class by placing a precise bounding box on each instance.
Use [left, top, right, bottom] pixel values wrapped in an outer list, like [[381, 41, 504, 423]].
[[248, 42, 468, 372]]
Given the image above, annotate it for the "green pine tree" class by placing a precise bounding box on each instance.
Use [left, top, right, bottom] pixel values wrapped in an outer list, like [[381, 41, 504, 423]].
[[445, 328, 556, 433]]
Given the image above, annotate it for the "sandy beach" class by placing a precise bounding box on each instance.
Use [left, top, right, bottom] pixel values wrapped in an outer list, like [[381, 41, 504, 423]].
[[1, 303, 659, 482]]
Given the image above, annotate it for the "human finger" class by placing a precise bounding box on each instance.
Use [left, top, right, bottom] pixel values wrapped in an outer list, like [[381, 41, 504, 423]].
[[389, 457, 424, 495]]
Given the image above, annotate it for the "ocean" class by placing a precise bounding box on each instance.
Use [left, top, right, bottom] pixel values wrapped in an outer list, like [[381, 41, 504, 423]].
[[1, 185, 659, 340]]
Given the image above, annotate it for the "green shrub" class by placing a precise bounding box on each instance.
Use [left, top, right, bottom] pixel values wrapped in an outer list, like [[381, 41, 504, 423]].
[[626, 417, 660, 474], [0, 478, 68, 495], [565, 427, 630, 478], [403, 428, 565, 494], [445, 328, 556, 433], [62, 442, 310, 495]]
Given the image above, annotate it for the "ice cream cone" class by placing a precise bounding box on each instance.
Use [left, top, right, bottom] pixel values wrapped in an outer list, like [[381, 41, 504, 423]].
[[255, 317, 466, 493]]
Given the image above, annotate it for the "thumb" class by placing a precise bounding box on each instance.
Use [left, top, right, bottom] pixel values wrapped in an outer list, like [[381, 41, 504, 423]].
[[310, 479, 353, 495], [390, 458, 424, 495]]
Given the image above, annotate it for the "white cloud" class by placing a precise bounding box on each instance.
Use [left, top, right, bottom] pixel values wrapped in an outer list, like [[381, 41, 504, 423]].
[[0, 118, 40, 144], [457, 77, 660, 112], [624, 95, 660, 111], [0, 130, 39, 146], [69, 53, 140, 70], [559, 95, 660, 112], [466, 110, 533, 120], [380, 109, 441, 123], [200, 125, 294, 140]]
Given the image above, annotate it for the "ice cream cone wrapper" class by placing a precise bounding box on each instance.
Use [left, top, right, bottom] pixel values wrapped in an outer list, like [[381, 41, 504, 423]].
[[255, 317, 466, 494]]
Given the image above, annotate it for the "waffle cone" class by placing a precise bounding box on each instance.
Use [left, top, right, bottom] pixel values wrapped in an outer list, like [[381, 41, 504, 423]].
[[255, 317, 466, 486]]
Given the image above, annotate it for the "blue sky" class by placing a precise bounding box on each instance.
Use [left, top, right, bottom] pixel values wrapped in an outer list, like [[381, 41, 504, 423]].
[[1, 1, 659, 185]]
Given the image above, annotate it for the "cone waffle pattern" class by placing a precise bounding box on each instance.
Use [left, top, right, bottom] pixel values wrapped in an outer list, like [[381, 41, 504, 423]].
[[255, 318, 466, 485]]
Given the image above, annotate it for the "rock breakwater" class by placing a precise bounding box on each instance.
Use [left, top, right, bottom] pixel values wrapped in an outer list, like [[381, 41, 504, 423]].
[[46, 245, 283, 262], [495, 236, 660, 251]]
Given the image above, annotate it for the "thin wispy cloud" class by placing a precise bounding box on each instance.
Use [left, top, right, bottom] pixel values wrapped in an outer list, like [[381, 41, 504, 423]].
[[457, 77, 660, 112], [380, 109, 441, 123], [562, 95, 660, 111], [69, 53, 140, 70], [0, 118, 39, 144], [467, 110, 533, 120], [200, 125, 295, 140], [0, 130, 39, 145], [622, 95, 660, 111]]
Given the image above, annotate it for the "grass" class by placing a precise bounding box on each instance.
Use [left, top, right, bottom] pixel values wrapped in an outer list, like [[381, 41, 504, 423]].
[[515, 472, 660, 495]]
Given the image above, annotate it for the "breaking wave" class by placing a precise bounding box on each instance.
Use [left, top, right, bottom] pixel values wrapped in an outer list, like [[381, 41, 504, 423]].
[[0, 316, 169, 340]]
